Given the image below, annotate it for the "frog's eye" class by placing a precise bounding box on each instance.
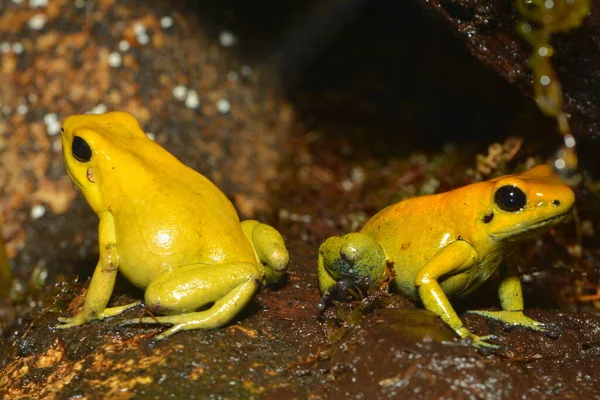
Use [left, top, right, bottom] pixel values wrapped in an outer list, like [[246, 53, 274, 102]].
[[72, 136, 92, 163], [494, 185, 526, 212]]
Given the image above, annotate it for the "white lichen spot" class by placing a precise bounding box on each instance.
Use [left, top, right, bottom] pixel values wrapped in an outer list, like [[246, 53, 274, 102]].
[[28, 93, 38, 103], [160, 16, 174, 29], [11, 0, 23, 4], [133, 22, 149, 45], [31, 204, 46, 219], [13, 42, 24, 54], [341, 179, 353, 191], [75, 0, 85, 8], [137, 33, 149, 45], [227, 71, 239, 82], [108, 52, 122, 67], [554, 158, 566, 170], [87, 104, 108, 114], [118, 40, 130, 52], [278, 208, 289, 220], [29, 0, 48, 8], [133, 22, 145, 35], [351, 166, 365, 183], [28, 14, 47, 30], [240, 65, 252, 76], [172, 85, 187, 101], [16, 104, 28, 115], [0, 43, 10, 54], [565, 134, 576, 148], [216, 99, 230, 114], [540, 75, 551, 86], [185, 90, 200, 109], [219, 30, 237, 47], [44, 113, 57, 125], [43, 113, 61, 135], [538, 46, 549, 57]]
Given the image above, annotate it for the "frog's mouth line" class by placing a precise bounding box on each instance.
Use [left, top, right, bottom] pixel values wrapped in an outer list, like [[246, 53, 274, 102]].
[[65, 164, 82, 189], [490, 210, 571, 242]]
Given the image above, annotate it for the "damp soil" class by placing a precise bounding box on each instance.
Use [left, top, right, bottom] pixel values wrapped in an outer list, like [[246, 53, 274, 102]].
[[1, 1, 600, 399]]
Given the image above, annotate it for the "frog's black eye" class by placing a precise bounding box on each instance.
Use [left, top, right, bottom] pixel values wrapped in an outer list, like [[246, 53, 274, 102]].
[[494, 185, 526, 212], [72, 136, 92, 163]]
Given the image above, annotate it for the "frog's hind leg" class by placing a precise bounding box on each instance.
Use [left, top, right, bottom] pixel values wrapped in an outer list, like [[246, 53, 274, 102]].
[[240, 220, 289, 283], [317, 233, 386, 309], [124, 262, 260, 339]]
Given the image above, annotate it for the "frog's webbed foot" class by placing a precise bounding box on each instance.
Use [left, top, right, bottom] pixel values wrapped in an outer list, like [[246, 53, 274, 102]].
[[467, 310, 559, 338], [56, 301, 141, 329], [240, 220, 289, 284], [317, 233, 387, 309]]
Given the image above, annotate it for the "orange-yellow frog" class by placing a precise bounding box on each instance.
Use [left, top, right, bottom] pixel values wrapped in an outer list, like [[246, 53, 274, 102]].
[[57, 111, 289, 339], [318, 165, 574, 348]]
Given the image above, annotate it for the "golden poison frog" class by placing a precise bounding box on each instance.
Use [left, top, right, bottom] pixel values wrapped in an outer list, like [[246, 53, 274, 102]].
[[318, 165, 574, 348], [57, 112, 289, 339]]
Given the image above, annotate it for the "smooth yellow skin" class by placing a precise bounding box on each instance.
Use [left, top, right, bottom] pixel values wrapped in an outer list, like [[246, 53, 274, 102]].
[[56, 111, 289, 339], [318, 165, 575, 348]]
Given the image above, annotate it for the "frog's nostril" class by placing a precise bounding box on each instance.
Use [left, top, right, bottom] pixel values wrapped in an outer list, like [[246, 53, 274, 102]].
[[553, 200, 561, 206]]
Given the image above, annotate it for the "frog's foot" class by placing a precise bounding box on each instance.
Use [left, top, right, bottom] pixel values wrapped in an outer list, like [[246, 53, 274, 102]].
[[317, 233, 387, 309], [123, 262, 260, 339], [316, 275, 372, 310], [241, 220, 289, 284], [454, 324, 499, 349], [318, 232, 386, 296], [468, 334, 500, 350], [467, 310, 557, 337], [56, 301, 142, 329]]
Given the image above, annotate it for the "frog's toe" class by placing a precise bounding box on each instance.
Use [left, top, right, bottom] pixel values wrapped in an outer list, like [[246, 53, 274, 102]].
[[154, 324, 185, 340], [56, 314, 85, 329], [317, 275, 371, 310], [468, 334, 500, 350], [478, 333, 498, 341], [56, 318, 75, 327]]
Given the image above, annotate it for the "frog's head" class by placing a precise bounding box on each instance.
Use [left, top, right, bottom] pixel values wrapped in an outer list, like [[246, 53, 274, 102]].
[[61, 111, 156, 213], [481, 165, 575, 243]]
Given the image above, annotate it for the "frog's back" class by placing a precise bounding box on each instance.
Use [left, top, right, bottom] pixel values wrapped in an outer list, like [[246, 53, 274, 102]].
[[361, 193, 455, 260], [86, 113, 257, 275], [118, 147, 255, 261]]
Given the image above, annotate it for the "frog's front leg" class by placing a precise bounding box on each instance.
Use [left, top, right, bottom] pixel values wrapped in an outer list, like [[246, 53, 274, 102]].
[[240, 220, 289, 284], [467, 265, 554, 336], [317, 233, 387, 309], [56, 212, 140, 329], [416, 240, 498, 348], [124, 262, 260, 339]]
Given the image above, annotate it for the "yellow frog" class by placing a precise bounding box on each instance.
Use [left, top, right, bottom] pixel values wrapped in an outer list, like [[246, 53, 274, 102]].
[[318, 165, 575, 348], [56, 111, 289, 339]]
